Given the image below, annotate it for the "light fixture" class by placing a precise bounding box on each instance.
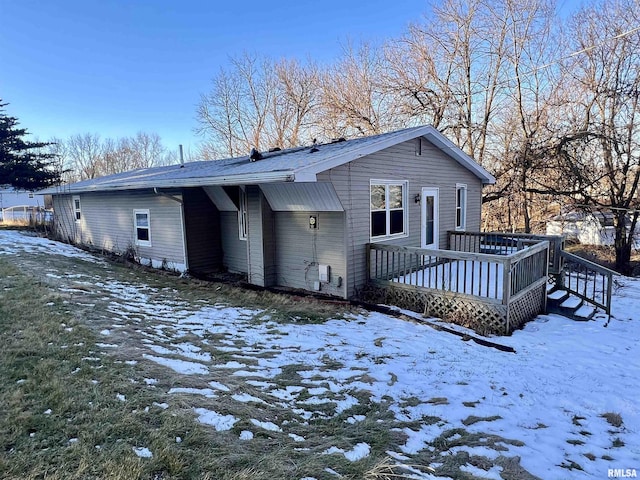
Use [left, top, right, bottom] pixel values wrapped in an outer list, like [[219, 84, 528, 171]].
[[414, 194, 421, 204]]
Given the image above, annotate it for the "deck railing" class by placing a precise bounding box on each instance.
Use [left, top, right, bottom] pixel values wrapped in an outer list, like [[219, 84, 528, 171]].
[[448, 231, 564, 274], [367, 240, 549, 305], [558, 250, 614, 317]]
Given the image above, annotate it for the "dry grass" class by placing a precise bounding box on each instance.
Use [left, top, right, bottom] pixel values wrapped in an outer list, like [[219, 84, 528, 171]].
[[601, 412, 623, 428]]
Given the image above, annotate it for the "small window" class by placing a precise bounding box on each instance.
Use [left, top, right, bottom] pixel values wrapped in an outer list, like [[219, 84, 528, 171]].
[[134, 209, 151, 247], [370, 180, 408, 239], [73, 196, 81, 222], [415, 137, 422, 156], [238, 188, 248, 240], [456, 184, 467, 230]]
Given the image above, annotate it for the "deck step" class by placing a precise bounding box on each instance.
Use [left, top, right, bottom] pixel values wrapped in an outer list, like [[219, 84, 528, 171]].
[[546, 290, 600, 321], [560, 295, 583, 309], [574, 304, 596, 321], [547, 289, 568, 301]]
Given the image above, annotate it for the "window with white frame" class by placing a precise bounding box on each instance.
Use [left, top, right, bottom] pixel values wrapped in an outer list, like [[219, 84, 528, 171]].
[[134, 209, 151, 246], [238, 188, 248, 240], [455, 184, 467, 230], [73, 195, 81, 222], [370, 180, 408, 239]]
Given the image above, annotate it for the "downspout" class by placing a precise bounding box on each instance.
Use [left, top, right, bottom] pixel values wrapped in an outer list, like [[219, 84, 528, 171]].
[[153, 187, 189, 273]]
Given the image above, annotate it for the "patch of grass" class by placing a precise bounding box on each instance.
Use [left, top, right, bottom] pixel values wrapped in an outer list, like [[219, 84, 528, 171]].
[[601, 412, 623, 428], [612, 437, 625, 448], [583, 453, 596, 461], [462, 415, 502, 426], [560, 460, 584, 471], [0, 260, 218, 479], [462, 400, 480, 408], [426, 397, 449, 406], [567, 439, 585, 446], [572, 415, 586, 426], [602, 454, 615, 461], [527, 423, 548, 429]]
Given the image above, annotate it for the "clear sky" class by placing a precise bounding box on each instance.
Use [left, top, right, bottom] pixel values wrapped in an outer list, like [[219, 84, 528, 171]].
[[0, 0, 433, 156]]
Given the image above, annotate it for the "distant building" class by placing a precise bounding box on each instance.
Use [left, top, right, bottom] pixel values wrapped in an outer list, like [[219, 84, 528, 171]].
[[0, 187, 49, 223], [546, 210, 639, 247]]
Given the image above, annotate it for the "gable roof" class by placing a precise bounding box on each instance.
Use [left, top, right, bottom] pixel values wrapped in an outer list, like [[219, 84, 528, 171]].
[[42, 126, 495, 195]]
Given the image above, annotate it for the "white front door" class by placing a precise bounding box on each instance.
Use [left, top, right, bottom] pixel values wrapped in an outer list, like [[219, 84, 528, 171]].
[[421, 188, 439, 249]]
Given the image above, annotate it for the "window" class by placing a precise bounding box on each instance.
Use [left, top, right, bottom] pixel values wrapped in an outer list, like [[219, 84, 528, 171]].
[[238, 188, 248, 240], [370, 180, 407, 239], [73, 196, 81, 222], [415, 137, 422, 156], [134, 209, 151, 246], [455, 184, 467, 230]]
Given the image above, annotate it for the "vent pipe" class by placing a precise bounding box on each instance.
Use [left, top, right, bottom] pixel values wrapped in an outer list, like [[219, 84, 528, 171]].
[[179, 144, 184, 168]]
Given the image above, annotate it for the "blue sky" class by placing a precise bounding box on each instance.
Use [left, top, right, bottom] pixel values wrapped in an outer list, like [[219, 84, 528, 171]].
[[0, 0, 432, 155], [0, 0, 582, 157]]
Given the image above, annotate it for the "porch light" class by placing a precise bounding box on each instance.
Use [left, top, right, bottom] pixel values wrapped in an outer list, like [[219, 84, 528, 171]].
[[414, 194, 421, 204]]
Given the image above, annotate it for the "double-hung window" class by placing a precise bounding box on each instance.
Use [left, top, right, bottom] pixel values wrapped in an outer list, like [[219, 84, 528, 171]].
[[73, 195, 81, 222], [370, 180, 408, 239], [455, 184, 467, 230], [134, 209, 151, 247]]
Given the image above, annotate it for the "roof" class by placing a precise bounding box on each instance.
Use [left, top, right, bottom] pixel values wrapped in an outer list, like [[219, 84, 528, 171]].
[[550, 210, 616, 227], [41, 126, 495, 195]]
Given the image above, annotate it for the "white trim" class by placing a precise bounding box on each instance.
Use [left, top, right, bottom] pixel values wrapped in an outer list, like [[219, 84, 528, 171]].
[[369, 179, 409, 241], [455, 183, 467, 231], [44, 171, 295, 195], [133, 209, 152, 247], [421, 187, 439, 249]]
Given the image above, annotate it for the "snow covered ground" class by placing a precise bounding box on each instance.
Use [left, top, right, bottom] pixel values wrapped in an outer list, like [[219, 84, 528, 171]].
[[1, 230, 638, 479]]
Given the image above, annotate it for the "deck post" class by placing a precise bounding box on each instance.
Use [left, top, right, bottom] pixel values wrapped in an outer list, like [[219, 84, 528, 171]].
[[502, 256, 511, 333], [366, 243, 371, 282]]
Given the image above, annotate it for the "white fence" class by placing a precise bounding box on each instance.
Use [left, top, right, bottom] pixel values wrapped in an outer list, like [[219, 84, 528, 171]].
[[0, 206, 53, 224]]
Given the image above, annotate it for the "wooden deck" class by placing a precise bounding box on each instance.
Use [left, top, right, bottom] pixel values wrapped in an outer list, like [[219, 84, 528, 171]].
[[365, 232, 555, 335]]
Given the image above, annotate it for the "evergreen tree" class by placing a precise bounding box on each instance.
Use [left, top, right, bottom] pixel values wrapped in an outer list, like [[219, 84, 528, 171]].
[[0, 100, 60, 190]]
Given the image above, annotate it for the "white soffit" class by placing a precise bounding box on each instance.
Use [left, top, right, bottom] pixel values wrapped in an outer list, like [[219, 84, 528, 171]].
[[260, 182, 344, 212]]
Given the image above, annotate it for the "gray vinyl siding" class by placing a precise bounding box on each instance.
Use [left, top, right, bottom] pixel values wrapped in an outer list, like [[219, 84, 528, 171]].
[[220, 211, 248, 273], [52, 191, 186, 270], [317, 138, 483, 297], [52, 194, 81, 244], [182, 187, 222, 274], [246, 186, 276, 286], [274, 211, 346, 298]]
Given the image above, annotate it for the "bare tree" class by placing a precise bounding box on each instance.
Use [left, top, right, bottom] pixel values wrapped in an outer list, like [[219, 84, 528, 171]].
[[130, 132, 166, 168], [319, 42, 406, 139], [532, 0, 640, 272], [197, 53, 321, 158], [67, 133, 103, 180]]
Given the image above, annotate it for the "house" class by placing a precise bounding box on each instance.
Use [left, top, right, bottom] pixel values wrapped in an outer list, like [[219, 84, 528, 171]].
[[42, 126, 495, 300], [546, 210, 639, 247], [0, 186, 47, 223]]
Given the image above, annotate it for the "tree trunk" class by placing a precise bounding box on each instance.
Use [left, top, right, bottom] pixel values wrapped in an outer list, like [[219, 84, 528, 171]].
[[614, 213, 632, 275]]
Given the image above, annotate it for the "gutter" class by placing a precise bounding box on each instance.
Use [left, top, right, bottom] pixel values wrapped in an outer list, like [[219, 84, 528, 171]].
[[44, 172, 296, 195]]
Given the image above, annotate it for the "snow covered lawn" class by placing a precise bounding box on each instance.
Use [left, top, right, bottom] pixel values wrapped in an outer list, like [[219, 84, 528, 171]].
[[1, 230, 638, 479]]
